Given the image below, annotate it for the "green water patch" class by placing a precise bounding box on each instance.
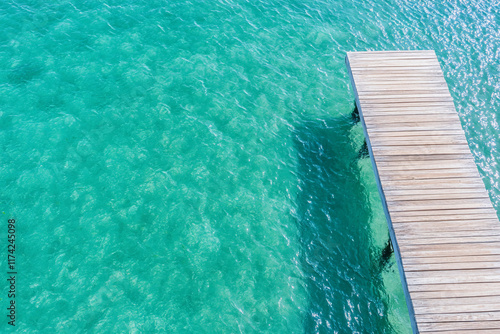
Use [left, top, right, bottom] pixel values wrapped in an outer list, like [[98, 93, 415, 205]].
[[8, 62, 44, 85]]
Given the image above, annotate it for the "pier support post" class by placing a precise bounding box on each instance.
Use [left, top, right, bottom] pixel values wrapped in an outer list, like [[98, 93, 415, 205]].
[[351, 101, 360, 124], [357, 140, 369, 159]]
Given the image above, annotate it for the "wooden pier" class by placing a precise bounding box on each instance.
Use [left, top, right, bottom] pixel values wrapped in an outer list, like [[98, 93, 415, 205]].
[[346, 50, 500, 333]]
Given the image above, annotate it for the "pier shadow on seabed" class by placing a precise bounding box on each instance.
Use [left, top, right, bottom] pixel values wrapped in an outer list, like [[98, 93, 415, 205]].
[[293, 116, 394, 333]]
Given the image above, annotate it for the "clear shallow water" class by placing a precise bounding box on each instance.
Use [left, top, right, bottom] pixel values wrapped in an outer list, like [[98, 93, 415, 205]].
[[0, 0, 498, 332]]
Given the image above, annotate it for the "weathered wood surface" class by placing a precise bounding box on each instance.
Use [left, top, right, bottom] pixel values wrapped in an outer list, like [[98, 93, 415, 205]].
[[346, 50, 500, 333]]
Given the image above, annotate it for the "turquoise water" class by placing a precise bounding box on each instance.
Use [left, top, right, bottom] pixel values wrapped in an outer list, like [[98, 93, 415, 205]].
[[1, 0, 499, 332]]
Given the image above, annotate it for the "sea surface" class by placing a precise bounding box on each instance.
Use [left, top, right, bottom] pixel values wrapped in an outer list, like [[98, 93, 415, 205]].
[[1, 0, 499, 332]]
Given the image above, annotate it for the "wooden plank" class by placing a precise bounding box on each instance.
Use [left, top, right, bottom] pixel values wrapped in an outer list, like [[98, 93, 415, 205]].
[[364, 114, 462, 124], [365, 122, 464, 132], [380, 178, 486, 191], [363, 111, 457, 118], [349, 58, 439, 66], [349, 61, 439, 67], [352, 69, 443, 75], [416, 311, 500, 323], [418, 320, 500, 332], [355, 81, 449, 87], [379, 166, 480, 176], [399, 242, 500, 260], [347, 52, 437, 59], [398, 232, 500, 245], [391, 212, 499, 223], [382, 183, 486, 192], [364, 117, 465, 128], [375, 156, 475, 166], [359, 94, 453, 102], [404, 260, 500, 272], [389, 207, 498, 218], [410, 282, 500, 298], [350, 58, 439, 63], [372, 139, 469, 147], [352, 66, 443, 72], [385, 191, 489, 201], [367, 123, 464, 133], [379, 169, 482, 180], [386, 198, 493, 211], [367, 129, 466, 137], [406, 274, 500, 287], [395, 228, 500, 240], [348, 56, 438, 63], [355, 79, 448, 86], [346, 50, 500, 333], [347, 50, 435, 57], [352, 72, 445, 79], [372, 145, 473, 156], [413, 296, 500, 308], [365, 111, 459, 118], [361, 102, 457, 109], [411, 299, 500, 315], [346, 51, 436, 61], [352, 71, 446, 77], [356, 79, 446, 86], [374, 154, 475, 163], [394, 225, 500, 237], [352, 70, 445, 76], [359, 103, 457, 110], [419, 329, 500, 333], [355, 87, 450, 95], [377, 159, 478, 171], [393, 221, 500, 234], [406, 271, 500, 286]]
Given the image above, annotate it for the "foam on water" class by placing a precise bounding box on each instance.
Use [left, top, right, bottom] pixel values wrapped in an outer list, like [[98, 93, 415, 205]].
[[1, 0, 498, 332]]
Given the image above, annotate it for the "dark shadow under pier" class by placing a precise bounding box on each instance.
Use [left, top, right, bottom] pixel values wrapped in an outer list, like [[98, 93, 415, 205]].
[[293, 117, 392, 333]]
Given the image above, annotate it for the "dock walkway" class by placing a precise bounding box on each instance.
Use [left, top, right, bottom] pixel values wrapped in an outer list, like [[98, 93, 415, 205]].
[[346, 50, 500, 333]]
